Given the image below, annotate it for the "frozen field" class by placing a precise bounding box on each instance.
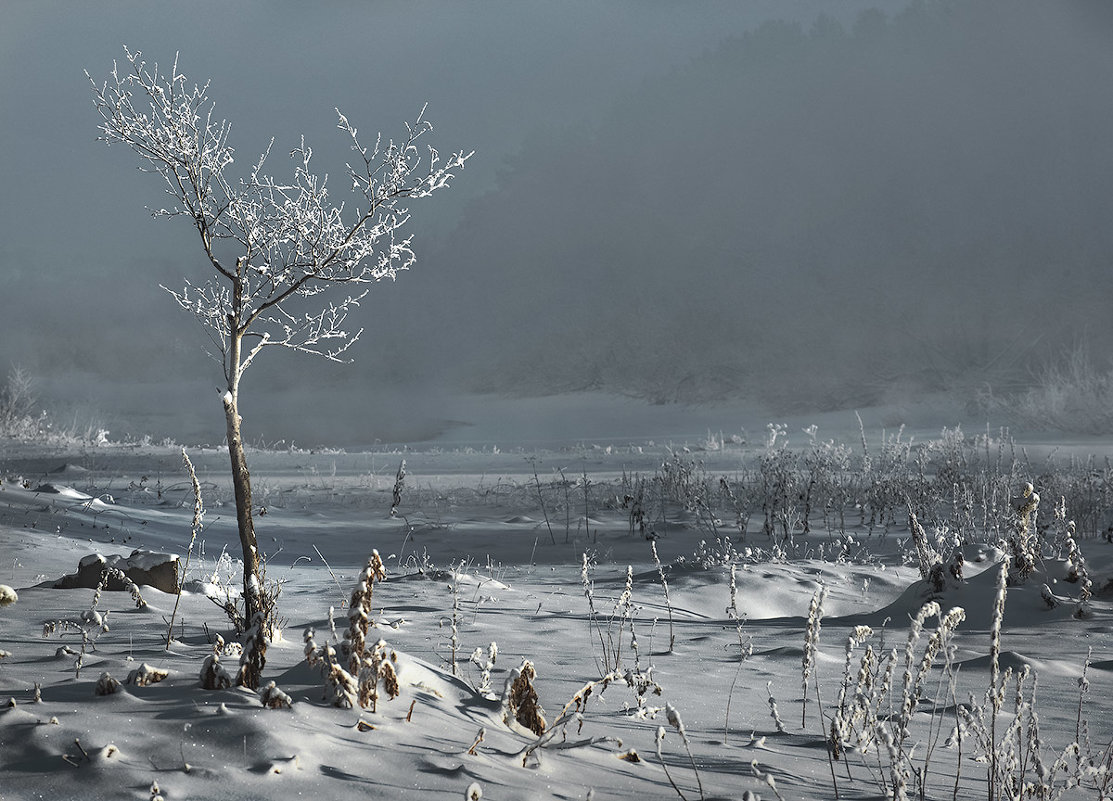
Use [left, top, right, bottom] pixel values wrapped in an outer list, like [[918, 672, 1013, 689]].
[[2, 412, 1113, 800]]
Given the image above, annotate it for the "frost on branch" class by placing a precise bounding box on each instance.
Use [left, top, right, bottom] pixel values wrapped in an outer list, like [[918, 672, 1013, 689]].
[[88, 47, 472, 375]]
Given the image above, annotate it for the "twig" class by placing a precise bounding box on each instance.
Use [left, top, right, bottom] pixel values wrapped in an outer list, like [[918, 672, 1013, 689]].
[[528, 458, 557, 546]]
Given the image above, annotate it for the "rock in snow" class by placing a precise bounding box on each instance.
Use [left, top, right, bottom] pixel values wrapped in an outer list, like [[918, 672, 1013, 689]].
[[52, 550, 180, 594]]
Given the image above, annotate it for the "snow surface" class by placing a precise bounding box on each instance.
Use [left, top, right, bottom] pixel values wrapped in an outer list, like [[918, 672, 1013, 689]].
[[2, 404, 1113, 800]]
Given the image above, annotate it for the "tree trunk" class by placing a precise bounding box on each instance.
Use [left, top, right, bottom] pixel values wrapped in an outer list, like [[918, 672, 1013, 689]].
[[223, 387, 267, 688]]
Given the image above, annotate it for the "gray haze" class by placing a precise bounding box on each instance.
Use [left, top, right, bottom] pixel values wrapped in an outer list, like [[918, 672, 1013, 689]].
[[2, 1, 1111, 447]]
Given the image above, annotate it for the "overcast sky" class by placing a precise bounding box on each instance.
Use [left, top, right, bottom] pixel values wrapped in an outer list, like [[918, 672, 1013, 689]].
[[3, 1, 1110, 447]]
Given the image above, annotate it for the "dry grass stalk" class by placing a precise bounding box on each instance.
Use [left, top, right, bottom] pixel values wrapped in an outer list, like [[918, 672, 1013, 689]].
[[347, 550, 387, 675], [167, 448, 203, 648]]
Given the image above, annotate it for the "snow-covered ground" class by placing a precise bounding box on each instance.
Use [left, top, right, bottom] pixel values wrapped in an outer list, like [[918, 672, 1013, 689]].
[[2, 401, 1113, 800]]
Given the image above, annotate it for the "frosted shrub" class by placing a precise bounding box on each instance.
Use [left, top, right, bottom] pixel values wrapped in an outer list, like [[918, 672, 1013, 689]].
[[759, 431, 801, 548], [801, 432, 853, 535]]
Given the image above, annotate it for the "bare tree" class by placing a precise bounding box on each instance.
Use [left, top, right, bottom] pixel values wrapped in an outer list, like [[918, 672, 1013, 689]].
[[89, 47, 470, 687]]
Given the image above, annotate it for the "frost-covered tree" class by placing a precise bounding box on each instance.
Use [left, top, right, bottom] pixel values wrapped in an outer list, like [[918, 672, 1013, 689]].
[[89, 47, 470, 687]]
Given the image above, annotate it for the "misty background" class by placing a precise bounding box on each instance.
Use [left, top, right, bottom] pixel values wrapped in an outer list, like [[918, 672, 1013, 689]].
[[2, 1, 1112, 448]]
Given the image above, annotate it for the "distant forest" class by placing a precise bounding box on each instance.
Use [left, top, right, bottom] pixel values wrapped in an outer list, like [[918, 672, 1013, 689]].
[[419, 0, 1113, 409]]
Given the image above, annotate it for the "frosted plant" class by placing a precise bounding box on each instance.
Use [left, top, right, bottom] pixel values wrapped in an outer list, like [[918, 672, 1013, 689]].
[[448, 564, 462, 676], [199, 653, 234, 690], [989, 557, 1010, 714], [346, 550, 387, 674], [258, 681, 293, 710], [94, 672, 121, 696], [390, 459, 407, 517], [581, 552, 620, 673], [126, 663, 169, 687], [1057, 502, 1093, 616], [42, 582, 112, 678], [750, 760, 786, 801], [665, 703, 704, 800], [167, 448, 203, 647], [897, 601, 941, 741], [99, 566, 147, 609], [603, 565, 636, 671], [908, 510, 945, 592], [801, 584, 827, 727], [832, 625, 873, 755], [1007, 483, 1040, 583], [325, 655, 359, 709], [502, 659, 546, 736], [655, 727, 689, 801], [623, 662, 663, 720], [515, 671, 624, 766], [357, 639, 400, 712], [650, 541, 675, 652], [469, 642, 498, 696], [724, 566, 752, 739], [727, 564, 740, 619], [89, 48, 470, 687]]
